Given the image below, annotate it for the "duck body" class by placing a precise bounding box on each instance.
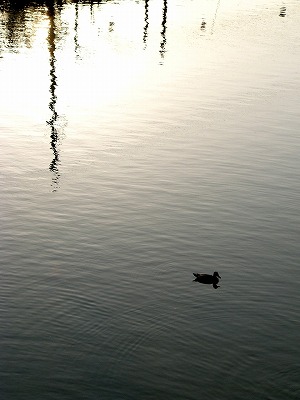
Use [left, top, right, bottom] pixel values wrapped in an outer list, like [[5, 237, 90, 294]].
[[193, 271, 221, 288]]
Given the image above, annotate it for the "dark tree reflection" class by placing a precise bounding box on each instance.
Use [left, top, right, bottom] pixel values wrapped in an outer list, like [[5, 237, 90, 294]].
[[74, 1, 80, 58], [0, 0, 174, 189], [159, 0, 167, 60], [143, 0, 149, 48], [46, 1, 60, 191], [0, 1, 43, 50]]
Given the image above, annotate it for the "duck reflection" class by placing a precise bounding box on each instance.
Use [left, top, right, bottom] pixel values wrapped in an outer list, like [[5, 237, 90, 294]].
[[193, 272, 221, 289]]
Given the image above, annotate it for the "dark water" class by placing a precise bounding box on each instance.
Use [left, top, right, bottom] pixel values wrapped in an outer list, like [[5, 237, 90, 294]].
[[1, 0, 300, 399]]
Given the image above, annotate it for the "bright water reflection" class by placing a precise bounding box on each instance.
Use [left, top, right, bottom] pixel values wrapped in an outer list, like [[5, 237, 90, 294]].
[[1, 1, 300, 399]]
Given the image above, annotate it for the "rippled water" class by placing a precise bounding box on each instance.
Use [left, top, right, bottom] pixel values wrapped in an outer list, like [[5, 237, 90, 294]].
[[1, 0, 300, 399]]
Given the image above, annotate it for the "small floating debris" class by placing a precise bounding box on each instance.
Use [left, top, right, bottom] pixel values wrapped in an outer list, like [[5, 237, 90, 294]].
[[279, 7, 286, 17]]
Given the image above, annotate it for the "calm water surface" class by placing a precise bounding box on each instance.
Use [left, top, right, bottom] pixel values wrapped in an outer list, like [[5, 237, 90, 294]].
[[1, 0, 300, 399]]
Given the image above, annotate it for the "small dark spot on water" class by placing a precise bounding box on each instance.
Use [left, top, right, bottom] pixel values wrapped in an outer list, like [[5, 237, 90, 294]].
[[279, 7, 286, 17]]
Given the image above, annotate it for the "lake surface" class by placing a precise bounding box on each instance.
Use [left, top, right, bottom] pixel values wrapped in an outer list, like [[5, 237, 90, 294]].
[[1, 0, 300, 399]]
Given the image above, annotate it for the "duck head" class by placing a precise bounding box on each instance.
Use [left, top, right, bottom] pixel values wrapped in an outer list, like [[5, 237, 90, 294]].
[[213, 272, 221, 279]]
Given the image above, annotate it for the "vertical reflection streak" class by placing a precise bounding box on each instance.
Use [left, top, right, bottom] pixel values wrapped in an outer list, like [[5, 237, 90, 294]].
[[46, 1, 60, 192], [143, 0, 149, 48], [159, 0, 167, 60], [211, 0, 221, 35], [74, 0, 80, 58], [90, 0, 95, 21]]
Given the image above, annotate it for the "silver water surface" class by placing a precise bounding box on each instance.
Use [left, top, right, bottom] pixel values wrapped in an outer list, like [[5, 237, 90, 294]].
[[1, 0, 300, 399]]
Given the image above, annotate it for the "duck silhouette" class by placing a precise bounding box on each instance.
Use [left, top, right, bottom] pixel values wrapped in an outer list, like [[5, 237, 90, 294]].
[[193, 271, 221, 289]]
